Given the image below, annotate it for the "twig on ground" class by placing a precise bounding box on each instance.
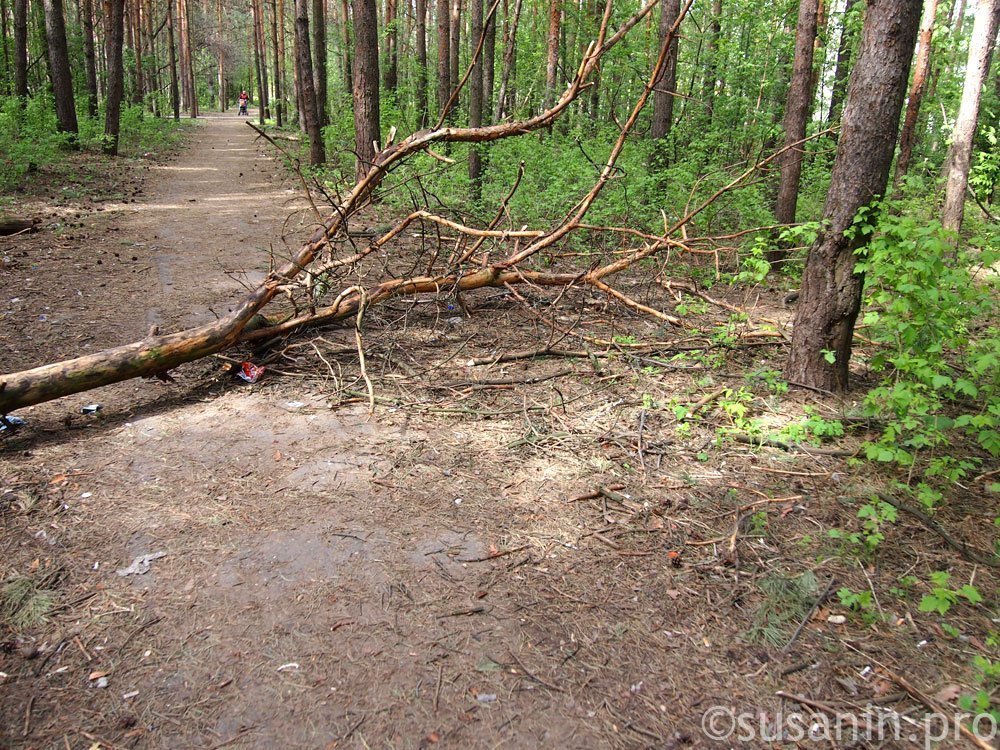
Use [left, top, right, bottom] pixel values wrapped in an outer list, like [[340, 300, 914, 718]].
[[877, 493, 1000, 568], [783, 577, 837, 652]]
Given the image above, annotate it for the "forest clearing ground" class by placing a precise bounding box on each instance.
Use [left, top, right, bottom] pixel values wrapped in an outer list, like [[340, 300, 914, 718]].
[[1, 115, 997, 749]]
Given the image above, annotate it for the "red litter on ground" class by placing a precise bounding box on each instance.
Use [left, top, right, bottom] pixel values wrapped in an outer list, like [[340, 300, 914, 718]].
[[237, 362, 265, 383]]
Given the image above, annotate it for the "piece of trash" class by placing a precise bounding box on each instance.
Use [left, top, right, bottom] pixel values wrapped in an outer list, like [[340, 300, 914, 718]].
[[116, 551, 166, 576], [286, 401, 306, 409], [80, 404, 102, 414], [81, 492, 93, 499], [476, 693, 497, 703], [0, 416, 26, 433], [277, 662, 300, 672], [38, 314, 48, 322], [122, 690, 139, 700], [93, 677, 109, 689], [237, 362, 265, 383], [859, 666, 873, 679], [453, 498, 463, 506], [827, 615, 847, 625]]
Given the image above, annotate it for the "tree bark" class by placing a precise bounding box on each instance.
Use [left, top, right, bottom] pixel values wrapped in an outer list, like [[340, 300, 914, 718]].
[[295, 0, 325, 163], [785, 0, 921, 392], [43, 0, 79, 136], [312, 0, 327, 125], [130, 0, 144, 106], [180, 0, 197, 115], [339, 0, 351, 91], [415, 0, 428, 126], [259, 0, 272, 119], [103, 0, 126, 153], [217, 0, 225, 110], [650, 0, 679, 141], [543, 0, 560, 110], [483, 0, 495, 119], [252, 0, 267, 124], [271, 0, 284, 124], [771, 0, 819, 256], [449, 0, 460, 97], [82, 0, 99, 115], [13, 0, 27, 98], [352, 0, 380, 179], [166, 0, 180, 119], [468, 0, 483, 199], [942, 0, 999, 233], [826, 0, 856, 128], [436, 0, 450, 117], [893, 0, 939, 189]]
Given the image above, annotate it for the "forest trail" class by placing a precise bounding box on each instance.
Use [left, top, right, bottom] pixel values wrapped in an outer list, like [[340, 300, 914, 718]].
[[131, 111, 290, 330]]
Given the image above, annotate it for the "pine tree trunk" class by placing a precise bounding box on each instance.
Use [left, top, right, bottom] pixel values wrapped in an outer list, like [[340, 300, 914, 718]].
[[312, 0, 327, 125], [166, 0, 180, 118], [339, 0, 351, 91], [650, 0, 679, 142], [942, 0, 999, 232], [252, 0, 266, 123], [82, 0, 99, 115], [43, 0, 79, 136], [785, 0, 921, 392], [103, 0, 126, 153], [13, 0, 27, 98], [271, 0, 283, 124], [294, 0, 325, 162], [449, 0, 460, 96], [257, 0, 272, 119], [415, 0, 428, 126], [143, 0, 160, 116], [893, 0, 939, 189], [543, 0, 560, 110], [468, 0, 483, 199], [436, 0, 449, 117], [131, 0, 144, 106], [771, 0, 819, 252], [218, 0, 226, 109], [352, 0, 380, 179], [483, 2, 495, 119]]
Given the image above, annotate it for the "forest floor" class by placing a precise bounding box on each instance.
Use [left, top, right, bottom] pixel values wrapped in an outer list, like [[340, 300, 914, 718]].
[[1, 113, 998, 749]]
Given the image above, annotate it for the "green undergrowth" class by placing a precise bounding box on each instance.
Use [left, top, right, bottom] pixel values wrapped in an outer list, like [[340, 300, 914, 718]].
[[0, 95, 189, 191]]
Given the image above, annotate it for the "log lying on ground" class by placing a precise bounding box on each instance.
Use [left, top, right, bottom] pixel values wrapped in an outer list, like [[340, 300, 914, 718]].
[[0, 218, 39, 236], [0, 0, 664, 416]]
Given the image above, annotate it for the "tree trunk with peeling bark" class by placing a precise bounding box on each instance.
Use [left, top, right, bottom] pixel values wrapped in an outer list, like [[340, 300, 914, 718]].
[[894, 0, 939, 189], [785, 0, 921, 392], [942, 0, 999, 233], [770, 0, 819, 263], [352, 0, 380, 179]]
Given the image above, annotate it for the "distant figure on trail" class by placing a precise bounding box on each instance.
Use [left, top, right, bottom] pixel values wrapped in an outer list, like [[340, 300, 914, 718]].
[[238, 91, 250, 117]]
